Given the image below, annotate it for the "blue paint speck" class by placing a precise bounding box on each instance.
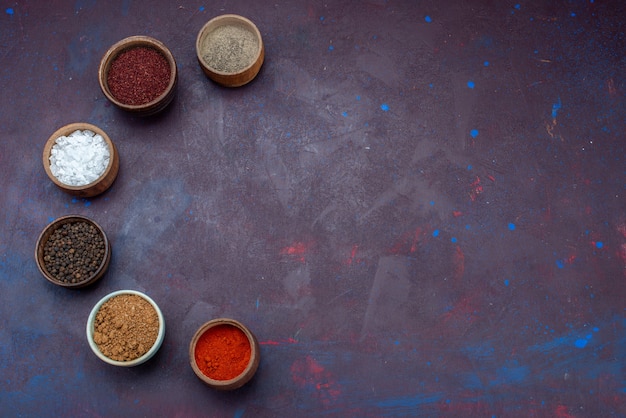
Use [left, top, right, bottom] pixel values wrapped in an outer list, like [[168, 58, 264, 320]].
[[320, 16, 324, 21], [574, 339, 588, 348], [593, 327, 599, 332], [556, 259, 565, 269], [429, 200, 435, 206], [6, 7, 14, 15], [425, 15, 432, 23], [380, 103, 389, 111], [595, 241, 603, 248], [429, 83, 434, 88], [356, 95, 361, 101], [570, 12, 576, 17], [432, 229, 440, 237], [467, 164, 473, 170], [551, 97, 562, 119], [508, 222, 516, 231], [199, 6, 205, 11], [467, 80, 475, 89], [328, 45, 334, 51], [451, 237, 457, 243], [342, 111, 348, 117], [484, 61, 490, 66], [465, 224, 471, 230], [394, 340, 400, 346], [470, 129, 479, 138], [504, 279, 510, 286], [514, 4, 521, 9]]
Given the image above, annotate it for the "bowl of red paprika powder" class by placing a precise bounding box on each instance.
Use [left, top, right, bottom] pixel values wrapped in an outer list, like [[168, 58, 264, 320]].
[[98, 36, 178, 116], [189, 318, 260, 390]]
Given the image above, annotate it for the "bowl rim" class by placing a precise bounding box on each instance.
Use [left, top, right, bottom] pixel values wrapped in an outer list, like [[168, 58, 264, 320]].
[[98, 35, 177, 110], [86, 289, 166, 367], [35, 214, 110, 288], [195, 14, 263, 76], [189, 317, 260, 387], [43, 122, 117, 192]]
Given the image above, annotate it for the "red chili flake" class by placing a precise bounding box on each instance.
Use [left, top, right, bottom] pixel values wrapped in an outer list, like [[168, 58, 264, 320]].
[[107, 46, 171, 106]]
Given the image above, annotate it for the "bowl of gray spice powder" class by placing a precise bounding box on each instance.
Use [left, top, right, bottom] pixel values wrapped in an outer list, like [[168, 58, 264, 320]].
[[86, 290, 165, 366], [35, 215, 111, 288], [196, 14, 264, 87]]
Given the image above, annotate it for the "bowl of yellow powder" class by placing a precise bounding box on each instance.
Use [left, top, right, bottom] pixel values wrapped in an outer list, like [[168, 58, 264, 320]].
[[196, 14, 265, 87]]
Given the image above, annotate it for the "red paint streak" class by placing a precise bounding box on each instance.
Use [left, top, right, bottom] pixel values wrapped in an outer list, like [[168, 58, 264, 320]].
[[452, 210, 463, 217], [290, 355, 341, 407], [487, 174, 496, 182], [442, 295, 478, 324], [554, 405, 576, 418], [469, 176, 483, 201], [619, 244, 626, 277], [389, 227, 422, 255], [453, 245, 465, 279], [259, 338, 298, 346], [280, 241, 312, 263], [607, 78, 617, 96], [345, 244, 359, 266], [410, 228, 421, 253]]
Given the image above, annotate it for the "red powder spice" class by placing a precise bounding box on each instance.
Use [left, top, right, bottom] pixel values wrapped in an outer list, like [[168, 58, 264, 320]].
[[107, 46, 171, 106], [194, 324, 251, 380]]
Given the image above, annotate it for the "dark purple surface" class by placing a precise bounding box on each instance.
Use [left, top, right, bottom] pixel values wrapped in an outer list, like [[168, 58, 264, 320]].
[[1, 1, 625, 417]]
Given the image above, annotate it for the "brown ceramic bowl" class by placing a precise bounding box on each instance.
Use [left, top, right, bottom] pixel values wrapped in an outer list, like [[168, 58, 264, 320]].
[[35, 215, 111, 288], [196, 14, 264, 87], [98, 36, 178, 116], [43, 122, 119, 198], [189, 318, 260, 390]]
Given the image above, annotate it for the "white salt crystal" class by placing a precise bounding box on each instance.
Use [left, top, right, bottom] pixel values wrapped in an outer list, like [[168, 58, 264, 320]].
[[49, 129, 111, 186]]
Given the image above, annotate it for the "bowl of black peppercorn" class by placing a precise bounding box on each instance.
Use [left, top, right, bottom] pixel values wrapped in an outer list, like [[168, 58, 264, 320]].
[[35, 215, 111, 288]]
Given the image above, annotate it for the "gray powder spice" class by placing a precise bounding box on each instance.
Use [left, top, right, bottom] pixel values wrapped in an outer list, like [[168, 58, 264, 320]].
[[201, 24, 259, 73]]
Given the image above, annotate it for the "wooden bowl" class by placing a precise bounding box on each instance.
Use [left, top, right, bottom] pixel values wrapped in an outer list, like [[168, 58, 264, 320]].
[[43, 122, 119, 198], [35, 215, 111, 288], [98, 36, 178, 116], [189, 318, 260, 390], [86, 290, 166, 367], [196, 14, 265, 87]]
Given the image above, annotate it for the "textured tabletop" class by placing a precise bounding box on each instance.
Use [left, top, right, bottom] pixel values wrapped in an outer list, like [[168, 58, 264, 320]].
[[1, 1, 624, 417]]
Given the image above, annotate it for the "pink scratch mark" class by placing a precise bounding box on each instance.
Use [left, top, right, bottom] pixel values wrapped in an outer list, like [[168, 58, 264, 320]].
[[453, 245, 465, 279], [290, 355, 341, 407], [280, 241, 313, 263], [260, 338, 298, 346]]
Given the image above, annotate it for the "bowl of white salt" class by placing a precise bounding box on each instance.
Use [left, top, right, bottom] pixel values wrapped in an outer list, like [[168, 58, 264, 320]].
[[43, 122, 119, 197], [196, 14, 265, 87]]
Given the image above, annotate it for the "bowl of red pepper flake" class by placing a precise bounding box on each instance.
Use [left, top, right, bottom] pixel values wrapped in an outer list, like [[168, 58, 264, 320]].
[[98, 36, 178, 116], [196, 14, 265, 87], [189, 318, 260, 390]]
